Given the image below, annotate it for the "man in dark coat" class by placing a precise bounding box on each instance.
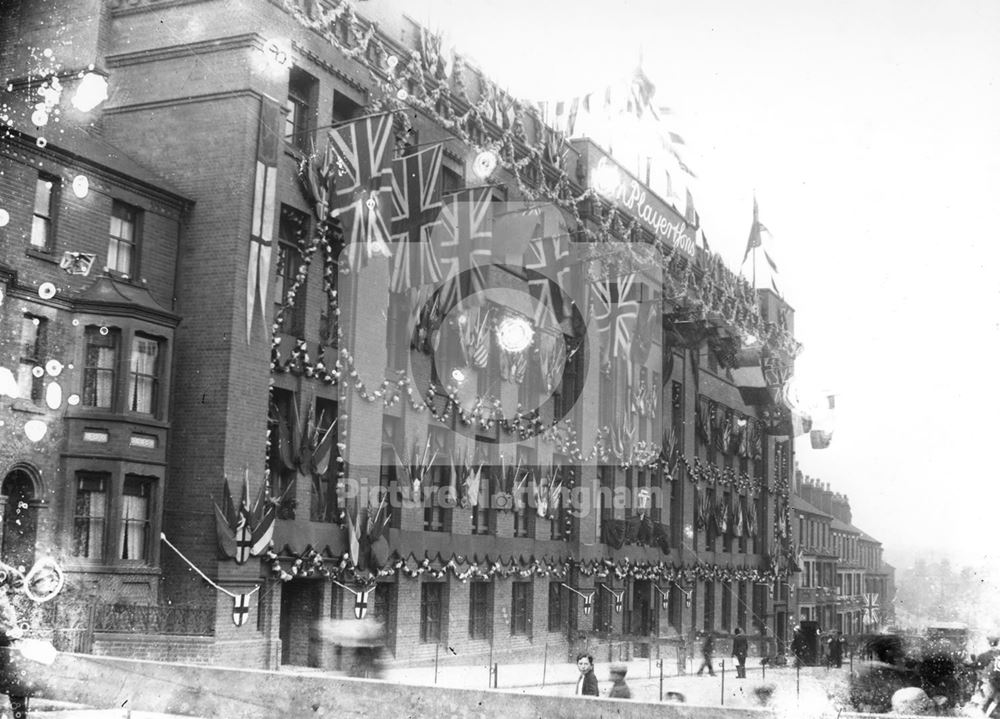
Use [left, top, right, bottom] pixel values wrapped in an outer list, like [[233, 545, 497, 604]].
[[575, 652, 599, 696], [696, 631, 716, 676], [827, 630, 846, 668], [732, 627, 749, 678]]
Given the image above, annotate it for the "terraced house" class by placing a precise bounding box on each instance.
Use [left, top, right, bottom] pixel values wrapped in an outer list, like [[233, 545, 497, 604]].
[[0, 0, 805, 669]]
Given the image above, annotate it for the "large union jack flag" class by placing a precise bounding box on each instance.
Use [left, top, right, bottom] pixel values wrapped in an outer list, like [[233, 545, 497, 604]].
[[863, 593, 880, 625], [431, 186, 494, 316], [592, 273, 639, 363], [322, 113, 395, 271], [389, 144, 444, 292]]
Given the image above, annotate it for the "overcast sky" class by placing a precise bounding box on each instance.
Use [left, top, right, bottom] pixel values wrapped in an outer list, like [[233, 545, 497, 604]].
[[409, 0, 1000, 569]]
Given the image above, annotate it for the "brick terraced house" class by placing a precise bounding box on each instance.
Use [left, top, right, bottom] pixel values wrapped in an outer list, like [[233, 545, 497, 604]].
[[0, 0, 807, 669]]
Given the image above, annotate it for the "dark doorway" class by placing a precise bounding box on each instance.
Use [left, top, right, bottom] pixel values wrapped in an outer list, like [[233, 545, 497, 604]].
[[798, 619, 820, 665], [279, 579, 324, 667], [1, 469, 38, 570]]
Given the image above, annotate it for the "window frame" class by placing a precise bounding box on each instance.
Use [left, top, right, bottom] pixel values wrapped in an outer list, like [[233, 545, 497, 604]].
[[30, 173, 59, 251], [108, 199, 141, 277], [468, 581, 491, 640], [286, 66, 319, 153], [17, 314, 47, 403], [119, 474, 155, 563], [72, 471, 110, 561], [127, 333, 163, 416], [420, 581, 444, 643], [82, 325, 121, 410], [510, 581, 530, 636]]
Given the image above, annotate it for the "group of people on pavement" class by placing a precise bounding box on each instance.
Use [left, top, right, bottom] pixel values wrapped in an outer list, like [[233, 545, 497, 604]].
[[694, 627, 749, 678]]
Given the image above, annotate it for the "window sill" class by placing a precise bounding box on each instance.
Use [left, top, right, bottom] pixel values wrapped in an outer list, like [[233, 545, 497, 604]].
[[25, 247, 59, 264], [9, 398, 46, 414]]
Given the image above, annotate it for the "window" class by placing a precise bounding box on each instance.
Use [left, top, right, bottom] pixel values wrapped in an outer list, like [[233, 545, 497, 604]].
[[310, 397, 340, 523], [274, 206, 309, 335], [128, 334, 161, 414], [73, 472, 108, 560], [469, 582, 490, 640], [513, 448, 534, 539], [120, 475, 153, 561], [511, 581, 530, 635], [420, 582, 443, 642], [332, 90, 363, 126], [83, 326, 120, 409], [17, 315, 47, 403], [380, 417, 401, 530], [267, 388, 297, 518], [286, 67, 318, 152], [31, 174, 58, 250], [108, 200, 139, 276], [547, 581, 564, 632], [722, 491, 732, 552], [423, 428, 451, 532], [737, 581, 748, 632]]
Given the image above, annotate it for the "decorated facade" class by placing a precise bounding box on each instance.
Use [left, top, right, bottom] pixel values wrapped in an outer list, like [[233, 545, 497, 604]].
[[1, 0, 807, 669]]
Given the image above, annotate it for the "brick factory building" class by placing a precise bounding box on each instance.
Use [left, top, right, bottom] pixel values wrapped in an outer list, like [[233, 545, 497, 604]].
[[0, 0, 814, 669]]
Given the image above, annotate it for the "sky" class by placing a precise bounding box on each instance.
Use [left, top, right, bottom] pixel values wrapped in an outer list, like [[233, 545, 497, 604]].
[[406, 0, 1000, 569]]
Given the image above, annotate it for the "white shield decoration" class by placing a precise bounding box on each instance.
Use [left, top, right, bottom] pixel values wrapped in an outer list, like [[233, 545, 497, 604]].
[[583, 592, 593, 615], [232, 593, 251, 627], [661, 595, 669, 610], [234, 522, 253, 565], [354, 589, 371, 619], [614, 591, 623, 614]]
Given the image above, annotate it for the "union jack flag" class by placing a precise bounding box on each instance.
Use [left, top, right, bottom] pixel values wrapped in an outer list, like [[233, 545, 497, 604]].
[[863, 593, 880, 625], [389, 144, 444, 292], [524, 231, 572, 330], [592, 274, 638, 364], [323, 113, 395, 271], [431, 186, 493, 316]]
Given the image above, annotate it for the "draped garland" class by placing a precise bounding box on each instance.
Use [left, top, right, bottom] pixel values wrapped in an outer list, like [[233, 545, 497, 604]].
[[263, 547, 782, 586], [274, 0, 800, 359]]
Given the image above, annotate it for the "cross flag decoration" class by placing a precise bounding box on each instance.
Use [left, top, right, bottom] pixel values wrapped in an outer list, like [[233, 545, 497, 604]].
[[592, 274, 639, 365], [654, 584, 670, 610], [332, 579, 375, 620], [246, 96, 281, 343], [561, 584, 595, 615], [601, 583, 626, 614], [161, 533, 259, 627], [389, 143, 444, 292], [863, 593, 880, 625], [214, 470, 276, 564], [233, 592, 252, 627]]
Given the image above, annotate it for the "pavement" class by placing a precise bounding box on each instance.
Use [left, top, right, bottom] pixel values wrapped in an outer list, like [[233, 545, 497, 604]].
[[380, 656, 856, 713]]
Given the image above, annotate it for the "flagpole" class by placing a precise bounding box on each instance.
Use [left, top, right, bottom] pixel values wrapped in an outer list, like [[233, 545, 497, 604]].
[[753, 247, 757, 290]]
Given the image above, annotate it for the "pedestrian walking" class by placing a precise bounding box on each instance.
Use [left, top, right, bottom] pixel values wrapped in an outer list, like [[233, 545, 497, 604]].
[[575, 652, 600, 696], [607, 663, 632, 699], [732, 627, 748, 678], [696, 630, 716, 676]]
